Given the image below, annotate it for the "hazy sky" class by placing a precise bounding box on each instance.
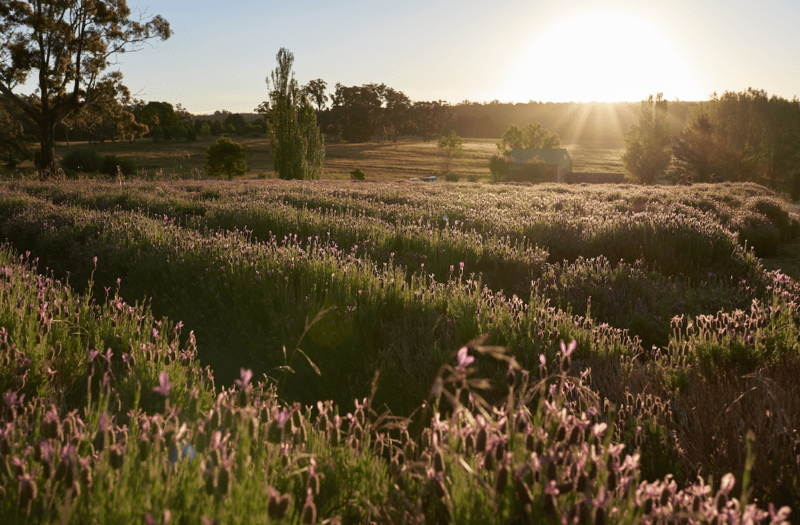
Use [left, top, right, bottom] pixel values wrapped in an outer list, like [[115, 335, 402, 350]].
[[80, 0, 800, 113]]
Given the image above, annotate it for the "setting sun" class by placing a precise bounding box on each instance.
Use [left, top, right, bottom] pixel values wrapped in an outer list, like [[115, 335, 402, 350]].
[[505, 11, 696, 103]]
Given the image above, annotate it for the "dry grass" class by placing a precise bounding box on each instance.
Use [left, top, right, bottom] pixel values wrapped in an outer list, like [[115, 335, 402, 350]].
[[1, 136, 627, 182]]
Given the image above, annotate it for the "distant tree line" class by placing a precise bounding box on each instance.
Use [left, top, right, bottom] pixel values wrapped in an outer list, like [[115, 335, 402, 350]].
[[672, 89, 800, 189], [265, 80, 456, 143], [622, 89, 800, 189]]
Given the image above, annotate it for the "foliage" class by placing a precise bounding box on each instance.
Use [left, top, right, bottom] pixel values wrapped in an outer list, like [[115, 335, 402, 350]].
[[444, 172, 459, 182], [267, 48, 325, 180], [186, 127, 197, 142], [0, 181, 799, 513], [168, 124, 186, 141], [330, 83, 384, 142], [303, 79, 329, 113], [149, 126, 164, 143], [437, 130, 464, 173], [60, 149, 102, 173], [701, 89, 800, 187], [100, 155, 138, 177], [622, 94, 673, 184], [489, 155, 509, 182], [349, 167, 366, 181], [204, 137, 249, 179], [411, 100, 454, 141], [131, 101, 179, 132], [0, 102, 32, 168], [0, 247, 790, 523], [497, 122, 561, 156], [223, 113, 247, 132], [0, 2, 171, 174]]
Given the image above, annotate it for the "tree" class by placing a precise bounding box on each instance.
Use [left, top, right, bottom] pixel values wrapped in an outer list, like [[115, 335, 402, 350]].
[[224, 113, 247, 132], [760, 95, 800, 188], [622, 94, 672, 184], [150, 126, 164, 142], [488, 155, 509, 182], [330, 83, 383, 142], [0, 102, 32, 168], [303, 79, 328, 113], [254, 101, 270, 133], [204, 137, 248, 179], [0, 1, 170, 175], [671, 90, 800, 186], [267, 48, 324, 180], [437, 130, 463, 173], [497, 122, 561, 156], [411, 100, 453, 141], [671, 113, 719, 182], [383, 88, 412, 142]]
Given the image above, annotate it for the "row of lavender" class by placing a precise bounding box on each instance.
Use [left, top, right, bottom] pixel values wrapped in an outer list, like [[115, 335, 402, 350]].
[[0, 250, 792, 522], [0, 180, 798, 517]]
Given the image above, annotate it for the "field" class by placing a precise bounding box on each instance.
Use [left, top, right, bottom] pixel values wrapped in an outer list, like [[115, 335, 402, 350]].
[[0, 179, 798, 523], [0, 137, 627, 182]]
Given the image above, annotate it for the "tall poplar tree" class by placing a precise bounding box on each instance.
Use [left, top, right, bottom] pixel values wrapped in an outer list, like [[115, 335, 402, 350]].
[[267, 48, 324, 180], [0, 1, 170, 176]]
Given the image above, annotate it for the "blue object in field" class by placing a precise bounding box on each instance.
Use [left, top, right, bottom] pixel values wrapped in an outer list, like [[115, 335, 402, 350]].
[[421, 176, 437, 182], [169, 443, 197, 464]]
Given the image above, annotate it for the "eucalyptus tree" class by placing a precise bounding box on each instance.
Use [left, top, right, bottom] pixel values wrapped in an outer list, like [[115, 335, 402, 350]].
[[0, 0, 170, 175]]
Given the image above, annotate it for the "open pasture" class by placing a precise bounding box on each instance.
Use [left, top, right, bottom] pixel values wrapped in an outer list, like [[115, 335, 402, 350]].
[[2, 137, 627, 182], [0, 179, 799, 522]]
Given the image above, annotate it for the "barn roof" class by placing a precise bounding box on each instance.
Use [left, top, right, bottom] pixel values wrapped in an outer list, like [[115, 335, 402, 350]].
[[508, 148, 572, 167]]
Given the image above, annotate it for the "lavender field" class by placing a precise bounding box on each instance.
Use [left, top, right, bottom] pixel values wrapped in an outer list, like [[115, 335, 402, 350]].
[[0, 179, 798, 523]]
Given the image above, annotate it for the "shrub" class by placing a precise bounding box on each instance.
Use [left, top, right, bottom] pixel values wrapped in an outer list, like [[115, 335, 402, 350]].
[[444, 172, 459, 182], [488, 155, 508, 182], [150, 126, 164, 142], [349, 168, 366, 181], [100, 155, 138, 177], [186, 128, 197, 142], [204, 137, 249, 179], [170, 124, 187, 141], [60, 148, 101, 173]]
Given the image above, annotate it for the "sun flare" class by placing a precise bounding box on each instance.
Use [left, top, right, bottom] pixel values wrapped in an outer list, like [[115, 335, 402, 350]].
[[506, 12, 694, 103]]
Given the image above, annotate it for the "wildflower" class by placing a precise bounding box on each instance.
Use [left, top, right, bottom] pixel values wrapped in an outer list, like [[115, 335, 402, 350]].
[[234, 368, 253, 389], [153, 371, 172, 396], [267, 486, 291, 520], [456, 346, 474, 369]]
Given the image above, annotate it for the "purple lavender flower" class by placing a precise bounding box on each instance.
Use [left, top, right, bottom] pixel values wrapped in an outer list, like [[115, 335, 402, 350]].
[[153, 371, 172, 396], [456, 346, 474, 369], [234, 368, 253, 389]]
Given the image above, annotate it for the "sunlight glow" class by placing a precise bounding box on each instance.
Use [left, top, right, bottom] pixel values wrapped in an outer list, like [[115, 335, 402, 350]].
[[505, 12, 696, 103]]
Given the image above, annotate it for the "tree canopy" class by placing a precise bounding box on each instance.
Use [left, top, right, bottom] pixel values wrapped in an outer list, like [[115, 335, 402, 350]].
[[0, 0, 170, 175], [671, 89, 800, 187], [497, 122, 561, 156], [622, 94, 672, 184], [204, 137, 248, 179]]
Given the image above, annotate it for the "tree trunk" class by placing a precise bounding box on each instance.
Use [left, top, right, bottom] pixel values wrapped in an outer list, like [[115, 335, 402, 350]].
[[39, 120, 57, 177]]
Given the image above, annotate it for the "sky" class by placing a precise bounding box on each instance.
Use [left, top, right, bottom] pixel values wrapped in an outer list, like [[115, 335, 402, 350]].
[[42, 0, 800, 114]]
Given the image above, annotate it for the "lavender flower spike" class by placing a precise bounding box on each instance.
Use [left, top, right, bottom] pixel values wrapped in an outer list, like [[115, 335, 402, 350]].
[[153, 371, 172, 396]]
